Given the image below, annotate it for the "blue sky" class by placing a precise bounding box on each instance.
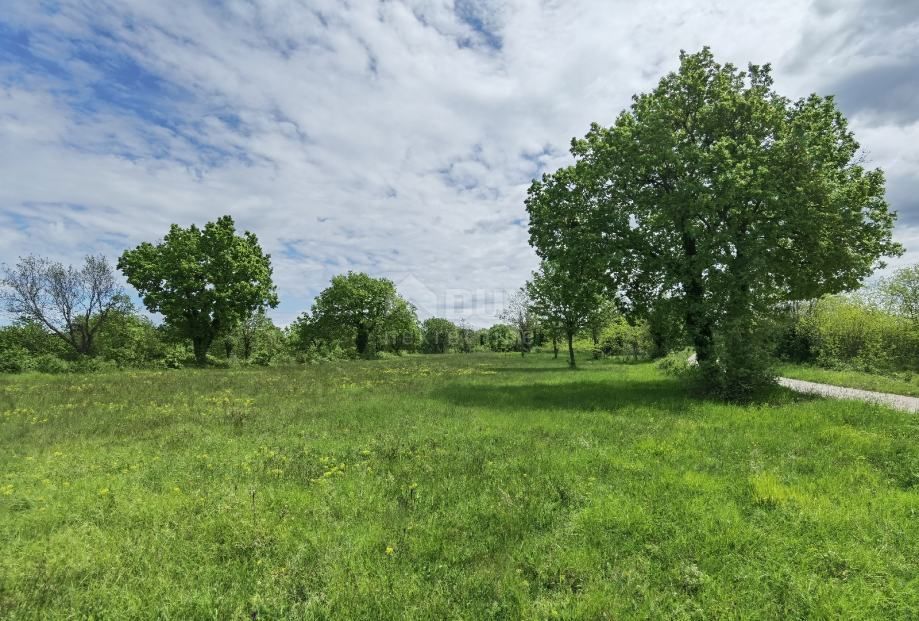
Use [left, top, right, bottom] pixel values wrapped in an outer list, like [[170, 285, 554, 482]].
[[1, 0, 918, 326]]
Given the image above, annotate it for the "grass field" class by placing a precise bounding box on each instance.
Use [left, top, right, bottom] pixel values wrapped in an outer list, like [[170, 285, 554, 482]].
[[1, 353, 917, 619], [779, 364, 919, 398]]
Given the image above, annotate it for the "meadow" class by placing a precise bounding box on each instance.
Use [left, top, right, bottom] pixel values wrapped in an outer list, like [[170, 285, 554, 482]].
[[1, 353, 917, 619]]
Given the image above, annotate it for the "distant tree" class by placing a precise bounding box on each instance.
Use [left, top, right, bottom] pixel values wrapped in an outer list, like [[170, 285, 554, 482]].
[[421, 317, 458, 354], [881, 264, 919, 326], [526, 260, 601, 367], [231, 308, 274, 360], [499, 289, 539, 356], [533, 48, 902, 397], [1, 254, 130, 356], [92, 306, 167, 366], [585, 298, 618, 360], [486, 324, 518, 352], [118, 215, 278, 366], [456, 319, 477, 353], [301, 272, 417, 357], [376, 298, 421, 353]]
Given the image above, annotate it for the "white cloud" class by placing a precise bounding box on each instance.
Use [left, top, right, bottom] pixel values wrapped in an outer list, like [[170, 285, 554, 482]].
[[0, 0, 917, 326]]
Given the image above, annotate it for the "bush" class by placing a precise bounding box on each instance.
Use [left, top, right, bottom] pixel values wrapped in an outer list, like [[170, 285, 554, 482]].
[[598, 318, 654, 360], [791, 296, 919, 372], [162, 347, 187, 369], [31, 354, 71, 374], [0, 347, 30, 373], [252, 350, 273, 366], [705, 318, 777, 401], [656, 348, 696, 377]]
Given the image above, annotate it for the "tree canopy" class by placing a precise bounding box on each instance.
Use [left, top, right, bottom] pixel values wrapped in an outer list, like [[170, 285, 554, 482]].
[[298, 271, 418, 357], [118, 215, 278, 365]]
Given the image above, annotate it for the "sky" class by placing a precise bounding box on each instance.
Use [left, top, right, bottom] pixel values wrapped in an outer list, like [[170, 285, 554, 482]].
[[1, 0, 918, 327]]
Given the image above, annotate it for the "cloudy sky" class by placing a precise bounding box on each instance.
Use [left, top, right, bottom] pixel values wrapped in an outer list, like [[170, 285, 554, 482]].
[[1, 0, 918, 326]]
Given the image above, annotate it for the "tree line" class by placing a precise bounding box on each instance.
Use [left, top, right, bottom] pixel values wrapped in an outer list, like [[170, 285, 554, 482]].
[[0, 48, 906, 399], [0, 235, 643, 372]]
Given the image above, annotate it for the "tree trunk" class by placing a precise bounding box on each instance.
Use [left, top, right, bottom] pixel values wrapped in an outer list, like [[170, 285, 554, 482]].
[[567, 330, 576, 368], [192, 336, 209, 366], [552, 334, 559, 359], [356, 327, 370, 357], [682, 231, 715, 369]]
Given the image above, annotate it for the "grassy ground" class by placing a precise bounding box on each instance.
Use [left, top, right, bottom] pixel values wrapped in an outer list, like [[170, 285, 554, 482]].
[[1, 353, 917, 619], [779, 363, 919, 398]]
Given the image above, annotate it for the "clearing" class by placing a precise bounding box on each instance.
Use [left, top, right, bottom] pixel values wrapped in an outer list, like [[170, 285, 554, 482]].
[[1, 354, 917, 619]]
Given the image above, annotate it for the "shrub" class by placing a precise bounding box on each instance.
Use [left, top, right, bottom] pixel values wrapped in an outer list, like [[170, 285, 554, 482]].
[[252, 350, 273, 366], [598, 318, 654, 360], [794, 296, 919, 372], [162, 347, 187, 369], [656, 348, 696, 377], [0, 347, 29, 373], [31, 354, 71, 374]]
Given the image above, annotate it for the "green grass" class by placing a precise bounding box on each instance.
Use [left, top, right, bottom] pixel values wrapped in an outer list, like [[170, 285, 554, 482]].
[[779, 363, 919, 398], [1, 353, 917, 619]]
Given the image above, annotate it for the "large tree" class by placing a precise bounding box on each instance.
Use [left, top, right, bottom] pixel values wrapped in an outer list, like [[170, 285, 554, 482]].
[[1, 254, 130, 356], [531, 48, 902, 397], [118, 215, 278, 366], [300, 272, 418, 357]]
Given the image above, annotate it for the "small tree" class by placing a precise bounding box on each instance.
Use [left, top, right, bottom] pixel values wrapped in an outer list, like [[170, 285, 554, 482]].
[[499, 289, 539, 356], [456, 319, 477, 353], [486, 324, 518, 352], [585, 298, 617, 360], [881, 265, 919, 326], [526, 261, 599, 367], [421, 317, 458, 354], [1, 254, 130, 356], [118, 215, 278, 366]]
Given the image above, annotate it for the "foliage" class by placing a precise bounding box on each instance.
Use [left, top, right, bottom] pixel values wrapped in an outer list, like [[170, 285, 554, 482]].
[[498, 289, 539, 356], [597, 316, 654, 360], [92, 308, 168, 367], [0, 347, 28, 373], [1, 354, 916, 618], [421, 317, 458, 354], [782, 295, 919, 372], [118, 215, 279, 365], [531, 48, 902, 398], [296, 272, 418, 357], [526, 261, 601, 367], [0, 320, 70, 359], [220, 309, 287, 364], [29, 353, 72, 374], [486, 324, 518, 352], [655, 347, 696, 378], [880, 264, 919, 324], [1, 254, 130, 356]]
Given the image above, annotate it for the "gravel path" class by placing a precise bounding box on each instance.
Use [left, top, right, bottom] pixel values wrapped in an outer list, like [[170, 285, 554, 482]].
[[686, 353, 919, 412], [778, 377, 919, 413]]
